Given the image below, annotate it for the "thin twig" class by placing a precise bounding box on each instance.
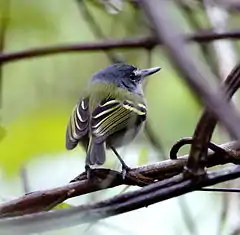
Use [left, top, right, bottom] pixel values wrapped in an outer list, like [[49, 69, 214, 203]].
[[1, 29, 240, 63], [200, 187, 240, 193]]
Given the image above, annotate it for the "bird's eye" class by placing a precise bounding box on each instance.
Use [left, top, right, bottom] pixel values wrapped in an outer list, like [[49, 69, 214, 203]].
[[130, 69, 139, 80], [130, 73, 136, 80]]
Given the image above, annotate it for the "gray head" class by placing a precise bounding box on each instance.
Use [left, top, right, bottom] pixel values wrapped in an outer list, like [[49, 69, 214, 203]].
[[91, 63, 161, 95]]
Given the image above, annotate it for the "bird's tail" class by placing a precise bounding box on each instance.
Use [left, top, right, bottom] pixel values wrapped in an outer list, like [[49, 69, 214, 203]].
[[86, 137, 106, 165]]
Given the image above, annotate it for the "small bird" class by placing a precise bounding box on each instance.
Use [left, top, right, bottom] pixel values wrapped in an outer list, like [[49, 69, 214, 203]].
[[65, 63, 160, 177]]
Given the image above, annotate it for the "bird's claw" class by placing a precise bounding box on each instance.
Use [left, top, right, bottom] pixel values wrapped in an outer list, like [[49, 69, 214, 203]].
[[121, 164, 130, 180], [85, 165, 92, 179]]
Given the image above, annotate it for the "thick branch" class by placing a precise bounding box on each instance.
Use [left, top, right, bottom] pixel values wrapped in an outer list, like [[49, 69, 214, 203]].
[[0, 141, 240, 218], [1, 164, 240, 235]]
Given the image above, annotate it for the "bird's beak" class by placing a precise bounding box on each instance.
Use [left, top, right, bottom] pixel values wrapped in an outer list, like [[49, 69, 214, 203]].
[[138, 67, 161, 78]]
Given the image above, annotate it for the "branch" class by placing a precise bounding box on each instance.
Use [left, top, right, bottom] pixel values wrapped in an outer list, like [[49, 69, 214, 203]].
[[186, 63, 240, 175], [0, 140, 240, 218], [1, 164, 240, 235], [0, 37, 155, 63], [1, 29, 240, 63]]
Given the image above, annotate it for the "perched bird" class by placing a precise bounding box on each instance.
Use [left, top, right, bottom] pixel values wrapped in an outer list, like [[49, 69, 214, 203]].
[[65, 63, 160, 177]]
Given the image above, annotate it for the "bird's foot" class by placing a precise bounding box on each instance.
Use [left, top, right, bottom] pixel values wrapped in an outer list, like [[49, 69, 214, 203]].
[[121, 163, 130, 180], [110, 146, 131, 179], [85, 165, 92, 179]]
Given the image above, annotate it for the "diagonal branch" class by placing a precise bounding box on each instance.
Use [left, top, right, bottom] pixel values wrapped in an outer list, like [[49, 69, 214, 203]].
[[186, 63, 240, 175], [141, 0, 240, 141], [0, 140, 240, 219]]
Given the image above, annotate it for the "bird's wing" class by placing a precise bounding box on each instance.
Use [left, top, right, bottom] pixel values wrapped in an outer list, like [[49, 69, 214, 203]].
[[91, 97, 147, 144], [65, 97, 89, 149]]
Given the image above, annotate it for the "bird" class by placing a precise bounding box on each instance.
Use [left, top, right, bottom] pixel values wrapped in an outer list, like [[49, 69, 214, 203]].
[[65, 63, 161, 177]]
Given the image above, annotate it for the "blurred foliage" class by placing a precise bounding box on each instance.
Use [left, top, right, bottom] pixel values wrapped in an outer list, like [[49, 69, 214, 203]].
[[0, 105, 68, 174], [0, 1, 239, 235], [0, 0, 203, 177], [0, 0, 235, 177], [0, 124, 6, 140]]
